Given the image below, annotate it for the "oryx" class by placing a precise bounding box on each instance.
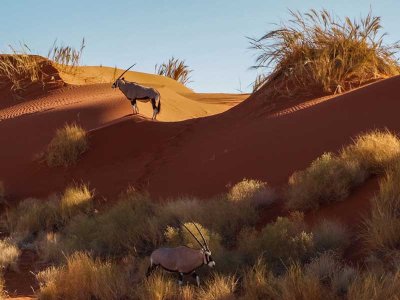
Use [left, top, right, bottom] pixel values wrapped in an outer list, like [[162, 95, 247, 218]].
[[146, 222, 215, 287], [112, 64, 161, 120]]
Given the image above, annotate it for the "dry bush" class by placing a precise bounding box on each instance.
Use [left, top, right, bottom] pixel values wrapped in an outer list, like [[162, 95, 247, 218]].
[[286, 152, 365, 210], [347, 270, 400, 300], [61, 190, 163, 257], [46, 123, 88, 167], [197, 273, 237, 300], [278, 263, 330, 300], [60, 184, 93, 221], [160, 197, 203, 223], [238, 212, 314, 272], [361, 163, 400, 257], [6, 197, 60, 237], [250, 9, 399, 99], [228, 179, 276, 208], [342, 130, 400, 174], [252, 74, 267, 92], [155, 57, 192, 85], [0, 239, 20, 271], [313, 219, 350, 254], [331, 266, 357, 296], [240, 258, 279, 299], [37, 252, 132, 300]]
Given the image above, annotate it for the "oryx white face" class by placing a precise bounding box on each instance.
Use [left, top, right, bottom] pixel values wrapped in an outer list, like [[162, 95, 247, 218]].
[[204, 250, 215, 268]]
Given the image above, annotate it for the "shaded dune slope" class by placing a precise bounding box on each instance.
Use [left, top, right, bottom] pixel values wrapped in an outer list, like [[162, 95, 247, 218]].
[[1, 76, 399, 203]]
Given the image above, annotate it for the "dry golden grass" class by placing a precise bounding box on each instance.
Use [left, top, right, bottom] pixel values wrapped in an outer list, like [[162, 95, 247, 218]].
[[313, 220, 350, 254], [228, 179, 276, 208], [6, 197, 60, 237], [287, 130, 400, 211], [197, 274, 237, 300], [0, 47, 42, 98], [0, 239, 19, 272], [0, 273, 6, 299], [361, 163, 400, 257], [136, 273, 177, 300], [37, 252, 131, 300], [47, 38, 85, 74], [60, 184, 93, 222], [155, 57, 192, 85], [342, 130, 400, 174], [240, 258, 279, 299], [46, 123, 88, 167], [347, 270, 400, 300], [250, 9, 399, 99]]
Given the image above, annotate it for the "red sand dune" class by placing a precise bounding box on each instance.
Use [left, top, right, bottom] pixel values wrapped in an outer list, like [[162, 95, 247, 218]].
[[1, 74, 400, 203]]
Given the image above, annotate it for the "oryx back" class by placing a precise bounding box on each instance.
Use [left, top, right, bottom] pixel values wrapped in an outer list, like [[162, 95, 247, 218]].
[[151, 246, 203, 274]]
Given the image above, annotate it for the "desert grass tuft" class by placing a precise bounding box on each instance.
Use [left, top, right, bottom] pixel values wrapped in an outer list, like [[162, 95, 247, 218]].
[[0, 239, 20, 271], [197, 273, 237, 300], [37, 252, 131, 300], [60, 183, 93, 221], [361, 162, 400, 257], [47, 38, 85, 74], [136, 272, 177, 300], [250, 9, 399, 99], [155, 57, 192, 85], [46, 123, 88, 167]]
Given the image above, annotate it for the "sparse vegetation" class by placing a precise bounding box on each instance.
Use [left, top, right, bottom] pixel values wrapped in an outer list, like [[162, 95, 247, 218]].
[[37, 252, 131, 300], [0, 274, 5, 299], [286, 130, 400, 210], [228, 178, 276, 208], [197, 274, 237, 300], [0, 239, 19, 271], [155, 57, 192, 85], [250, 9, 399, 99], [46, 123, 88, 167], [60, 184, 93, 222], [313, 220, 350, 254], [47, 38, 85, 74]]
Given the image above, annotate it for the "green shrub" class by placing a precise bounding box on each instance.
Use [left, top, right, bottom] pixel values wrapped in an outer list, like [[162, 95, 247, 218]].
[[286, 152, 365, 210], [46, 123, 88, 167], [250, 9, 399, 99], [238, 212, 314, 272]]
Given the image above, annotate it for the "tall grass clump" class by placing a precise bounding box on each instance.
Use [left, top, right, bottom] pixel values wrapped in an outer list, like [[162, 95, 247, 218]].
[[46, 123, 88, 167], [250, 9, 399, 98], [197, 274, 237, 300], [286, 130, 400, 211], [0, 239, 19, 271], [0, 45, 43, 99], [155, 57, 192, 85], [47, 38, 85, 74], [0, 274, 5, 299], [37, 252, 131, 300], [60, 184, 93, 221], [361, 162, 400, 258]]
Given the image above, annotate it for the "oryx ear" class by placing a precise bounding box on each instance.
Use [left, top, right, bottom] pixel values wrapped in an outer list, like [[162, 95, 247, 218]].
[[121, 77, 125, 80]]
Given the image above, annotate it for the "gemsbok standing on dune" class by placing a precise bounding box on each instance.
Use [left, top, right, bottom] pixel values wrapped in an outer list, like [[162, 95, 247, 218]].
[[112, 64, 161, 120], [146, 222, 215, 287]]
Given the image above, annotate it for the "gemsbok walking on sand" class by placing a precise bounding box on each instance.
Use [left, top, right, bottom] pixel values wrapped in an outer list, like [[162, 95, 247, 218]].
[[146, 222, 215, 287], [112, 64, 161, 120]]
